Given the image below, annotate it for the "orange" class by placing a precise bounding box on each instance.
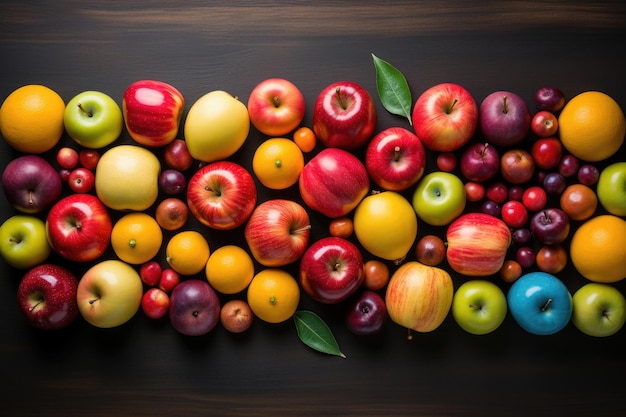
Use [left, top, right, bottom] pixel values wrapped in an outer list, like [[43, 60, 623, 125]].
[[559, 184, 598, 221], [0, 84, 65, 153], [205, 245, 255, 294], [292, 127, 317, 152], [570, 215, 626, 283], [165, 230, 210, 276], [110, 213, 163, 265], [247, 268, 300, 323], [252, 137, 304, 189], [558, 91, 625, 162]]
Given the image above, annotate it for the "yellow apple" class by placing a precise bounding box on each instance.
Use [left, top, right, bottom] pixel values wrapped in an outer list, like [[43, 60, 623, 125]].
[[77, 259, 143, 328], [385, 261, 454, 333], [184, 90, 250, 162], [95, 144, 160, 211]]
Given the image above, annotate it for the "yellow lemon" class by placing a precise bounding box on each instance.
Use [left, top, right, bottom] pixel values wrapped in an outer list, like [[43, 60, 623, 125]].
[[558, 91, 626, 162], [205, 245, 255, 294], [570, 215, 626, 283], [165, 230, 210, 276], [353, 191, 418, 264], [111, 213, 163, 265], [184, 91, 250, 162], [0, 84, 65, 153], [247, 268, 300, 323], [252, 138, 304, 189], [95, 145, 160, 211]]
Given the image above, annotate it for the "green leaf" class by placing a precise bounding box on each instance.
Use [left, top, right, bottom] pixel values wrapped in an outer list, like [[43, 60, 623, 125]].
[[372, 53, 413, 125], [294, 310, 346, 358]]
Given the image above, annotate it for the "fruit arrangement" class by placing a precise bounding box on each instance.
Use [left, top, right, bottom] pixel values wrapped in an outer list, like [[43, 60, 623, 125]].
[[1, 56, 626, 357]]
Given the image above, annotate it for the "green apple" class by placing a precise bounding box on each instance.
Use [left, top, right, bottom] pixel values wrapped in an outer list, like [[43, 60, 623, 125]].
[[63, 90, 123, 149], [572, 282, 626, 337], [596, 162, 626, 216], [412, 171, 466, 226], [452, 280, 507, 335], [0, 215, 51, 269], [76, 259, 143, 328]]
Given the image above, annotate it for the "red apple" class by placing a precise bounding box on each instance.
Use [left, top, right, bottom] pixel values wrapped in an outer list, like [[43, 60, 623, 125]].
[[412, 82, 478, 152], [187, 161, 257, 230], [45, 194, 112, 262], [479, 91, 531, 147], [244, 199, 311, 267], [312, 81, 377, 150], [531, 111, 559, 138], [67, 167, 95, 194], [122, 80, 185, 147], [2, 155, 62, 214], [78, 149, 100, 170], [141, 288, 170, 319], [299, 148, 370, 218], [446, 213, 512, 276], [163, 139, 193, 171], [500, 149, 535, 185], [365, 127, 426, 191], [529, 208, 570, 245], [155, 197, 189, 231], [531, 137, 562, 170], [158, 268, 180, 293], [17, 263, 79, 330], [459, 142, 500, 183], [56, 147, 79, 170], [299, 236, 364, 304], [169, 279, 220, 336], [464, 181, 485, 202], [247, 77, 306, 136], [345, 290, 387, 336], [140, 260, 162, 287]]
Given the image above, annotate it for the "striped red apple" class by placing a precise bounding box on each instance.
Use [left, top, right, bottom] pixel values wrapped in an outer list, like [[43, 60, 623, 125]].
[[446, 213, 512, 277]]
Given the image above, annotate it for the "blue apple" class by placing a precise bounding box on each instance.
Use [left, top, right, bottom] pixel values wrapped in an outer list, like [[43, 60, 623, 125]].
[[507, 271, 572, 335], [412, 171, 466, 226]]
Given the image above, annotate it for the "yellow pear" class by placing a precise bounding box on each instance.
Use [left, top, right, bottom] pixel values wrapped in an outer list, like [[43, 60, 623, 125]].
[[95, 145, 160, 211], [184, 91, 250, 162]]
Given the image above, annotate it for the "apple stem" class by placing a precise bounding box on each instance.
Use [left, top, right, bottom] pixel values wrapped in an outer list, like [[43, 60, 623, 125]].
[[502, 96, 509, 114], [205, 185, 221, 197], [335, 86, 348, 110], [77, 103, 93, 117], [273, 96, 281, 108], [407, 328, 413, 341], [9, 236, 22, 244], [541, 298, 552, 312], [480, 143, 490, 156], [469, 304, 482, 311], [393, 255, 406, 265], [29, 300, 43, 312], [393, 146, 401, 162], [193, 311, 199, 317], [28, 190, 35, 207], [292, 224, 312, 235], [88, 298, 100, 305], [447, 98, 458, 114]]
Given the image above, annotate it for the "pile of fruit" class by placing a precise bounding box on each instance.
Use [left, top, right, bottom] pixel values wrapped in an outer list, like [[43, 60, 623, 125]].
[[1, 59, 625, 353]]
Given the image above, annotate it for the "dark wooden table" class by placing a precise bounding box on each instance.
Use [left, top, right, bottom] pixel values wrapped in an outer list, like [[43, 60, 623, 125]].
[[2, 2, 626, 416]]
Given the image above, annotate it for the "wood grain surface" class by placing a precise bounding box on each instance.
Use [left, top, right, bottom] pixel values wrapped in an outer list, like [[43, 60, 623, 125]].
[[2, 1, 626, 416]]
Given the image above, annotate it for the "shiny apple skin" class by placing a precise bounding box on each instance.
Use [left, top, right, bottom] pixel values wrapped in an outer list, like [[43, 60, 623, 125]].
[[244, 199, 311, 267], [479, 90, 531, 147], [187, 161, 257, 230], [169, 279, 220, 336], [345, 290, 387, 336], [247, 77, 306, 137], [312, 81, 377, 150], [412, 82, 479, 152], [45, 194, 112, 262], [446, 213, 512, 276], [299, 148, 370, 218], [299, 236, 364, 304], [2, 155, 62, 214], [17, 263, 79, 330], [122, 80, 185, 147], [365, 127, 426, 191]]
